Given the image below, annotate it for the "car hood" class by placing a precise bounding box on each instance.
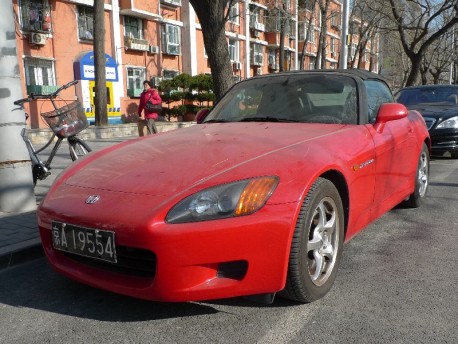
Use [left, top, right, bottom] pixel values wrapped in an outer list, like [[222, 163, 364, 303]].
[[407, 104, 458, 119], [64, 123, 344, 197]]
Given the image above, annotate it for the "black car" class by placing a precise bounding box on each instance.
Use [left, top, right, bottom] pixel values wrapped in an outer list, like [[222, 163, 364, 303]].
[[395, 85, 458, 158]]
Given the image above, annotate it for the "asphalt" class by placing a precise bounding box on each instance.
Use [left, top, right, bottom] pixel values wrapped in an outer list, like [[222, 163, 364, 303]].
[[0, 136, 136, 270]]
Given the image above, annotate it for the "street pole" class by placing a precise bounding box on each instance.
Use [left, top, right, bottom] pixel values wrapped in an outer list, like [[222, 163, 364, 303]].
[[0, 0, 36, 213], [339, 0, 350, 69], [450, 28, 454, 85]]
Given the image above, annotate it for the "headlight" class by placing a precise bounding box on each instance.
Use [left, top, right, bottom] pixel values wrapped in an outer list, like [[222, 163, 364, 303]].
[[436, 116, 458, 129], [166, 176, 279, 223]]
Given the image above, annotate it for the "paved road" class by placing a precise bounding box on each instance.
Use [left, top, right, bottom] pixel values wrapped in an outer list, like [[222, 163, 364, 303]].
[[1, 155, 457, 344]]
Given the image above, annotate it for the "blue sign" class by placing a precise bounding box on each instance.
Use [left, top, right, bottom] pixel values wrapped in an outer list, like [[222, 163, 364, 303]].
[[73, 51, 118, 81]]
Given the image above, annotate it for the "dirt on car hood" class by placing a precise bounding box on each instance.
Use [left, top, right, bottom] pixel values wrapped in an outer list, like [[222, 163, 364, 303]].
[[64, 122, 344, 196]]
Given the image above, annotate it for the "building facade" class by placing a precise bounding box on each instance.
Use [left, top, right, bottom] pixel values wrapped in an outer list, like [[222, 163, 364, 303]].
[[12, 0, 378, 129]]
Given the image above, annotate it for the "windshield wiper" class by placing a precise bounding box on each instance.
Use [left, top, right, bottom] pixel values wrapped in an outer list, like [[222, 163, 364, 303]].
[[203, 119, 231, 123], [240, 117, 298, 123]]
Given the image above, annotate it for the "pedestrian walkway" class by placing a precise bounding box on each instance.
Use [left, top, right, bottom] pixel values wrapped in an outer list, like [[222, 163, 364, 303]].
[[0, 136, 136, 270]]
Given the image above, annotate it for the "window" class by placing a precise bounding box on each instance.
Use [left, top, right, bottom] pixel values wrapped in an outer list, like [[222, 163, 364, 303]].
[[251, 43, 264, 66], [229, 2, 239, 24], [78, 6, 93, 40], [163, 70, 179, 80], [266, 9, 281, 32], [305, 25, 315, 43], [162, 24, 181, 55], [268, 48, 277, 68], [228, 39, 239, 62], [365, 80, 394, 123], [330, 12, 340, 28], [127, 67, 145, 92], [124, 16, 143, 39], [20, 0, 51, 32], [249, 6, 263, 27], [24, 58, 55, 87], [309, 56, 316, 70], [330, 37, 336, 54]]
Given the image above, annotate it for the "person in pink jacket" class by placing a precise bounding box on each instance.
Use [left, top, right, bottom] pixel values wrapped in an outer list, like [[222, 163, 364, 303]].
[[138, 80, 162, 135]]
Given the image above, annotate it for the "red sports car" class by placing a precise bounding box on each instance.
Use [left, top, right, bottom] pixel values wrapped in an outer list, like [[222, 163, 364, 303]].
[[38, 70, 430, 304]]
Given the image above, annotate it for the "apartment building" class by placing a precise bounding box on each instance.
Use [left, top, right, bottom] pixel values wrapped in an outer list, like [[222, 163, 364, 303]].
[[12, 0, 378, 129]]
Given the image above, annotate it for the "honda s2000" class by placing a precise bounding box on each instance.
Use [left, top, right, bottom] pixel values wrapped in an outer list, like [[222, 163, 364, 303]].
[[38, 70, 430, 304]]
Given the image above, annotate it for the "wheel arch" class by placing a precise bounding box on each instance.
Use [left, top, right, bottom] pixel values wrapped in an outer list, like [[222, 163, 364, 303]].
[[320, 170, 350, 238]]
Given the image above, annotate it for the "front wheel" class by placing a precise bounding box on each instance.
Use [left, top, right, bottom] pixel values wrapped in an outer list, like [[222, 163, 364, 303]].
[[68, 137, 91, 161], [280, 178, 344, 303], [403, 143, 429, 208]]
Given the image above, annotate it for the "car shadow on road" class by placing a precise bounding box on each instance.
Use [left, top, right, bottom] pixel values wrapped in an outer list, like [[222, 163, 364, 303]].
[[0, 258, 296, 321]]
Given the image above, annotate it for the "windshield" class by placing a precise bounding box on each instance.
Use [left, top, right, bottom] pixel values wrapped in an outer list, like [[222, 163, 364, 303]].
[[396, 87, 458, 106], [203, 74, 358, 124]]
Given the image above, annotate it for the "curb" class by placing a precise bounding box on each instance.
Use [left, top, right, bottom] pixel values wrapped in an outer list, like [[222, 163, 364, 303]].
[[0, 238, 44, 271]]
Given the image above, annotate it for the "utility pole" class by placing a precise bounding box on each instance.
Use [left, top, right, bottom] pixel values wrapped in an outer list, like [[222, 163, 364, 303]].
[[339, 0, 350, 69], [0, 0, 36, 213], [94, 0, 108, 126]]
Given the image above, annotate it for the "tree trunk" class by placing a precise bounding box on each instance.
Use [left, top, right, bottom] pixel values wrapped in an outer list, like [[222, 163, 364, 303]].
[[189, 0, 233, 100], [94, 1, 108, 126]]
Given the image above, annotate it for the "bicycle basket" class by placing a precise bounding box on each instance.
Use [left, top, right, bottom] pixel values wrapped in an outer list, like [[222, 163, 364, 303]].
[[41, 100, 88, 138]]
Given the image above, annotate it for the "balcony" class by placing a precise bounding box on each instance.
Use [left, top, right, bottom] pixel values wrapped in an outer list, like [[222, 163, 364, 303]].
[[125, 37, 149, 52], [250, 21, 265, 32], [26, 85, 59, 95]]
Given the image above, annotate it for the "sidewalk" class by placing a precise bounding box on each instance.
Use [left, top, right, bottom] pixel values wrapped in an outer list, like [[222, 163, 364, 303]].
[[0, 136, 136, 270]]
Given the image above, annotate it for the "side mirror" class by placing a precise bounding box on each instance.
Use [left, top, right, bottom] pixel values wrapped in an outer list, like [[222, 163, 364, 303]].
[[374, 103, 408, 132], [196, 108, 210, 124]]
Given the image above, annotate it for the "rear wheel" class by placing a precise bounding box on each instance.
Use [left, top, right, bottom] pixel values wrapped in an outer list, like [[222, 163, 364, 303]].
[[68, 137, 91, 161], [280, 178, 344, 303], [404, 143, 429, 208]]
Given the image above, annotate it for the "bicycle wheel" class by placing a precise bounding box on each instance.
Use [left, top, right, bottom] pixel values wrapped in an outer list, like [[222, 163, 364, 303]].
[[68, 136, 91, 161]]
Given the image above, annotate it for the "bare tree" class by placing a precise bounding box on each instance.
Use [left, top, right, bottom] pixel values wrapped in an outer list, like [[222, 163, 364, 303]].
[[93, 1, 107, 125], [388, 0, 458, 86], [189, 0, 235, 100], [348, 0, 383, 71], [420, 32, 454, 84], [298, 0, 318, 69], [314, 0, 331, 69]]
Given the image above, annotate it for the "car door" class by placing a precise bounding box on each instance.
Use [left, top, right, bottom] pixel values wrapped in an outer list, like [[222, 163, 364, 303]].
[[365, 80, 417, 213]]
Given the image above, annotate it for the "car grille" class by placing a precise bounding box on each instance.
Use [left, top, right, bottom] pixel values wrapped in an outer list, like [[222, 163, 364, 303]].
[[62, 245, 156, 278], [423, 117, 436, 130]]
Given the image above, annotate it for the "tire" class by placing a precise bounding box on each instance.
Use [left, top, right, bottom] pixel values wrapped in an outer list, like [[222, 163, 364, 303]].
[[280, 178, 344, 303], [68, 137, 91, 161], [404, 143, 429, 208]]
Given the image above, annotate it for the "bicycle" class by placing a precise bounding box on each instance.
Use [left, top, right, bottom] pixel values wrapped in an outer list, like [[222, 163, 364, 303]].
[[13, 80, 91, 185]]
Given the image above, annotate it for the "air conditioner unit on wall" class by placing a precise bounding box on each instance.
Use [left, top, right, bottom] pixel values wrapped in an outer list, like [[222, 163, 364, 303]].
[[29, 32, 46, 45], [233, 61, 242, 71], [149, 45, 160, 54], [256, 67, 262, 75]]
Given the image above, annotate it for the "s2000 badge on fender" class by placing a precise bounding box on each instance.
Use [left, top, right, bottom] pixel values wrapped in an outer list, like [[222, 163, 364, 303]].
[[85, 195, 100, 204]]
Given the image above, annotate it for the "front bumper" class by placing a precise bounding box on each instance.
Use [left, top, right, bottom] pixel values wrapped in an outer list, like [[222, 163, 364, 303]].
[[38, 202, 297, 302], [430, 129, 458, 156]]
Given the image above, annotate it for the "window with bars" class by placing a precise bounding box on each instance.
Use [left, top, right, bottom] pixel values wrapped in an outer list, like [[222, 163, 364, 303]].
[[78, 5, 94, 40], [20, 0, 51, 32], [124, 16, 143, 39], [161, 24, 181, 55]]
